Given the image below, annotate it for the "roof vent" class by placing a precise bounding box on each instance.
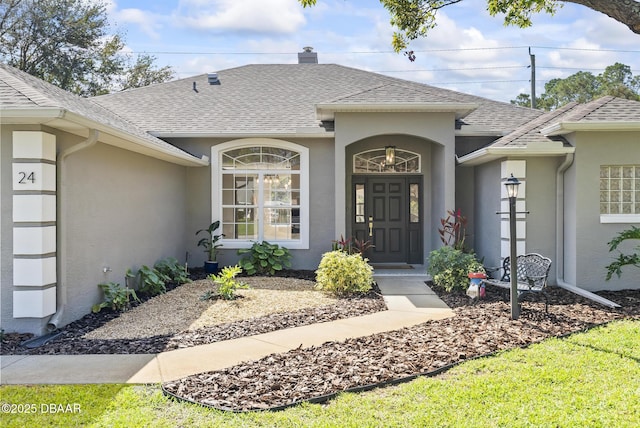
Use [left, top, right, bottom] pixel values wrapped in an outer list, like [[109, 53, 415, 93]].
[[208, 72, 220, 85], [298, 47, 318, 64]]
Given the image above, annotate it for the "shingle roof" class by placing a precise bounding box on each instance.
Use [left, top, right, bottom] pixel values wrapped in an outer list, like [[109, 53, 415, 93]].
[[0, 63, 200, 161], [93, 64, 542, 135], [488, 96, 640, 149], [489, 102, 577, 147], [562, 95, 640, 122]]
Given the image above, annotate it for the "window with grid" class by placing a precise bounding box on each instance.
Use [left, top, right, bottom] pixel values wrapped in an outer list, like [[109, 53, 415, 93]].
[[600, 165, 640, 216], [220, 146, 303, 243], [353, 148, 420, 173]]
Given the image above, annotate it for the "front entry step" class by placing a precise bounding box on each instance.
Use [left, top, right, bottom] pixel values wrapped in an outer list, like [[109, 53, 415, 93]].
[[373, 264, 429, 278]]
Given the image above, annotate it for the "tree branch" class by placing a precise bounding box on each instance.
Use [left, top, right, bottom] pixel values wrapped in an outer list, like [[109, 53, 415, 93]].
[[564, 0, 640, 34]]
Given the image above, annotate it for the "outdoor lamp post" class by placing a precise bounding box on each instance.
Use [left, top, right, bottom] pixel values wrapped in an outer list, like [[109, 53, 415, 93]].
[[505, 174, 521, 320]]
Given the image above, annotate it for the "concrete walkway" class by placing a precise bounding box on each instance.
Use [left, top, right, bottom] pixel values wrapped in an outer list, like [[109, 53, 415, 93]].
[[1, 270, 453, 385]]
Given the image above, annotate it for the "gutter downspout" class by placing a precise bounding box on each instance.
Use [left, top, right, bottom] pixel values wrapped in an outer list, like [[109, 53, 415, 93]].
[[554, 153, 620, 308], [48, 130, 100, 330]]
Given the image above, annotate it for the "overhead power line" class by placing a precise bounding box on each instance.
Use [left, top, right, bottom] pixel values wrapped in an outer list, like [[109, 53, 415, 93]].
[[129, 45, 640, 56]]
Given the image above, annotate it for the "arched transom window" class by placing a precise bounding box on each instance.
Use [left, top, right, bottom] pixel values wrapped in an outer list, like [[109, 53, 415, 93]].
[[215, 142, 308, 248], [354, 148, 420, 173]]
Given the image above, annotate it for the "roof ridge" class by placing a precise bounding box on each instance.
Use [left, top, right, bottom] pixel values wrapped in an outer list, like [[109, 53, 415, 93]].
[[564, 95, 616, 121], [0, 64, 59, 107], [321, 83, 391, 103], [490, 102, 578, 146]]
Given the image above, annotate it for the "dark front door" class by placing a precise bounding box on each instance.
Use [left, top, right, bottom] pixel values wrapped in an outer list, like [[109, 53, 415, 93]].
[[352, 176, 423, 264]]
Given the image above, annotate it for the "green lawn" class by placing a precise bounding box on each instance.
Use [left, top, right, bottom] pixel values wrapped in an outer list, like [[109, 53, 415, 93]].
[[2, 319, 638, 427]]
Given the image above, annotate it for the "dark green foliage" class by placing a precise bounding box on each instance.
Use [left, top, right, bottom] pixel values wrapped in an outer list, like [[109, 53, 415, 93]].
[[427, 246, 485, 292], [154, 257, 190, 284], [92, 282, 139, 313], [0, 0, 174, 95], [605, 226, 640, 280], [196, 221, 224, 261], [237, 241, 292, 276], [512, 63, 640, 110], [127, 266, 168, 296]]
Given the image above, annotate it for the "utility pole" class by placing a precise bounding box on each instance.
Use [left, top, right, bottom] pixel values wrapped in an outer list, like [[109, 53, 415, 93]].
[[529, 47, 536, 109]]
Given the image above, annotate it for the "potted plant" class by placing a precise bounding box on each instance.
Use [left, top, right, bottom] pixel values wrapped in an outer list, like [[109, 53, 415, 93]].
[[196, 220, 224, 274]]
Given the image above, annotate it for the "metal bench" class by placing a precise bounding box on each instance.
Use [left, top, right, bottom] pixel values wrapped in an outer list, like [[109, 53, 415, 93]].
[[484, 253, 552, 312]]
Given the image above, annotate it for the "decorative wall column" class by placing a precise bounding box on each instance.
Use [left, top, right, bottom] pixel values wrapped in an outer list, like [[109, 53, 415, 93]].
[[12, 131, 57, 318], [500, 160, 526, 260]]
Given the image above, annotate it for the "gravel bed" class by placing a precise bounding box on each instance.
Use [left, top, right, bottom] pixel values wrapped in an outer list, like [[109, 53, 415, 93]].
[[162, 286, 640, 411], [0, 271, 385, 355]]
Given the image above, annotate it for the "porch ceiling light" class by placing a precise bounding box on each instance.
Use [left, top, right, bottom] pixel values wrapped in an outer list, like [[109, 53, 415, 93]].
[[504, 174, 520, 199], [385, 146, 396, 167]]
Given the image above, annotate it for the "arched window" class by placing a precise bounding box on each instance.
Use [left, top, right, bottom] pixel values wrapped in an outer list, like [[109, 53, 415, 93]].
[[354, 148, 420, 173], [213, 141, 308, 248]]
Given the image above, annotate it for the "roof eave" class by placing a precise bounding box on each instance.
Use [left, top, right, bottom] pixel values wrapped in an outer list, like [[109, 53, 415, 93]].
[[315, 102, 478, 121], [1, 107, 209, 167], [458, 146, 576, 166], [0, 107, 66, 122], [151, 131, 336, 139], [541, 121, 640, 136]]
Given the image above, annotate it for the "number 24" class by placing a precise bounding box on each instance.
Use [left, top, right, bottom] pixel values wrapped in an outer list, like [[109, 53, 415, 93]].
[[18, 171, 35, 184]]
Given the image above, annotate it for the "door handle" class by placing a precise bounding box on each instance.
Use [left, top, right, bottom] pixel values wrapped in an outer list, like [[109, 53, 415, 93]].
[[368, 216, 373, 237]]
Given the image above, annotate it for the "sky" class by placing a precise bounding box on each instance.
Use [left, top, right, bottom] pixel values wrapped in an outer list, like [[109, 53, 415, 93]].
[[105, 0, 640, 103]]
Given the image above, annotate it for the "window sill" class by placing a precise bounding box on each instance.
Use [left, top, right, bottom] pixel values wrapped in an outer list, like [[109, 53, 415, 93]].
[[600, 214, 640, 224], [220, 240, 309, 250]]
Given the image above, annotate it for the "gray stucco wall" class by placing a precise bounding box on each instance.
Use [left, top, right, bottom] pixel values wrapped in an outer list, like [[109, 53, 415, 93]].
[[61, 140, 189, 325], [2, 126, 190, 334], [571, 131, 640, 291], [523, 157, 561, 285], [466, 161, 501, 270], [169, 137, 335, 270], [455, 166, 475, 250]]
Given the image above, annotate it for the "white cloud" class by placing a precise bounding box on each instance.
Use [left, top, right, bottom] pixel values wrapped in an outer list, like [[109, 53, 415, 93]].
[[118, 8, 162, 39], [174, 0, 306, 34], [104, 1, 163, 39]]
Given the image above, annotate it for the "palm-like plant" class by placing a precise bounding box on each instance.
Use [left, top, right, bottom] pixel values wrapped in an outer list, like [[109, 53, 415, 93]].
[[196, 221, 224, 261]]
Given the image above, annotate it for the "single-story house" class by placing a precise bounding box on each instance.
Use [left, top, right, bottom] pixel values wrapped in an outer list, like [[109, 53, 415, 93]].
[[2, 50, 639, 335]]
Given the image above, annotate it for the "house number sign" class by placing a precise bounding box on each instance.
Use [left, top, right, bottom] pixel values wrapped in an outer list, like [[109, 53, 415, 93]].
[[17, 171, 36, 184], [13, 163, 55, 192]]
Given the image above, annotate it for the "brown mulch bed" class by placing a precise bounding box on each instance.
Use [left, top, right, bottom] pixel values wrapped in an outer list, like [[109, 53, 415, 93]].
[[162, 285, 640, 412]]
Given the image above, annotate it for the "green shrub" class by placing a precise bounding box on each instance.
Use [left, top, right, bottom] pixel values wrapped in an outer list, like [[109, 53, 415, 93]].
[[427, 246, 485, 292], [127, 265, 168, 296], [92, 282, 139, 313], [315, 250, 374, 296], [237, 241, 292, 276], [154, 257, 190, 284], [605, 225, 640, 280], [203, 265, 249, 300]]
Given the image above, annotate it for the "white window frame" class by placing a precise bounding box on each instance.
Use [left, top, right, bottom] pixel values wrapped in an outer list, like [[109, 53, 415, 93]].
[[599, 164, 640, 224], [212, 138, 310, 249]]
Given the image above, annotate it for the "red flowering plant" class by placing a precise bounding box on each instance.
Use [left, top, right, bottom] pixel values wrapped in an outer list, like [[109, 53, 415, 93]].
[[438, 209, 467, 251]]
